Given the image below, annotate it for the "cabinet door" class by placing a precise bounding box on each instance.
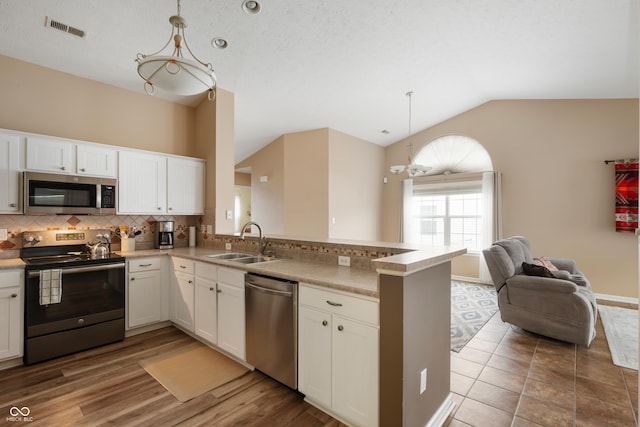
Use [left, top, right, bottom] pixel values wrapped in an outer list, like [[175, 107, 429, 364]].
[[195, 277, 218, 344], [217, 281, 245, 360], [332, 316, 379, 427], [118, 150, 167, 214], [167, 157, 205, 215], [128, 270, 163, 328], [298, 306, 332, 409], [0, 134, 21, 213], [173, 271, 195, 332], [0, 286, 22, 360], [76, 144, 116, 178], [26, 136, 73, 173]]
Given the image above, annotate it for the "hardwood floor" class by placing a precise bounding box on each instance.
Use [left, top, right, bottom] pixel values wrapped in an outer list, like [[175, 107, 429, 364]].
[[0, 327, 345, 427]]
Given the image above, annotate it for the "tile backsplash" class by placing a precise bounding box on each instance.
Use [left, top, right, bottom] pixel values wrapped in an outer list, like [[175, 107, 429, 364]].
[[0, 214, 199, 259]]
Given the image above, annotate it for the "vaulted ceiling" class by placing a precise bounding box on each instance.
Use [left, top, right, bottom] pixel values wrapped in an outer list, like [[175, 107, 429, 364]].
[[0, 0, 637, 163]]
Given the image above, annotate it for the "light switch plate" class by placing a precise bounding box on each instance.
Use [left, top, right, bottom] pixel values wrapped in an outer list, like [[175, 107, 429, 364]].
[[225, 243, 232, 250], [226, 210, 233, 220], [420, 368, 427, 394], [0, 229, 7, 241]]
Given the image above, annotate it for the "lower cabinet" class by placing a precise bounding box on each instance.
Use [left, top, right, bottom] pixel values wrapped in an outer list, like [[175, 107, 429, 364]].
[[127, 257, 167, 329], [298, 283, 379, 427], [171, 258, 196, 333], [0, 269, 23, 361], [216, 267, 246, 360], [195, 262, 218, 344]]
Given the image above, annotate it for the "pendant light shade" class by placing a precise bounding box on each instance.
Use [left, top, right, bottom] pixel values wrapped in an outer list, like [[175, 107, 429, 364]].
[[389, 91, 431, 177], [136, 0, 216, 100]]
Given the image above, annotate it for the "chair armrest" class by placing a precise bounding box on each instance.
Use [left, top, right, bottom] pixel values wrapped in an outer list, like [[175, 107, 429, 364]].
[[507, 274, 578, 294], [549, 257, 578, 273]]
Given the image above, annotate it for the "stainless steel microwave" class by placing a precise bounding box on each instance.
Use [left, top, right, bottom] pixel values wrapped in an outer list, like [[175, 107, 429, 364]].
[[24, 172, 117, 215]]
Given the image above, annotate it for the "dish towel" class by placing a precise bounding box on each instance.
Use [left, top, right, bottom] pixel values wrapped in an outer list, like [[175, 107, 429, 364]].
[[39, 269, 63, 305]]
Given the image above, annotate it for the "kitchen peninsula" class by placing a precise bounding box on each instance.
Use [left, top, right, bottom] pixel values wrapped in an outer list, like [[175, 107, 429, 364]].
[[128, 235, 466, 427]]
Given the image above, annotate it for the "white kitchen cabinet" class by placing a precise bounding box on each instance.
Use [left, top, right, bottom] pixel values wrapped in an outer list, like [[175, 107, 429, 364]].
[[171, 258, 195, 332], [217, 267, 245, 360], [195, 262, 218, 344], [0, 269, 24, 361], [167, 157, 205, 215], [118, 150, 167, 214], [26, 136, 74, 174], [127, 257, 167, 329], [298, 283, 379, 427], [0, 133, 22, 214], [76, 144, 117, 178]]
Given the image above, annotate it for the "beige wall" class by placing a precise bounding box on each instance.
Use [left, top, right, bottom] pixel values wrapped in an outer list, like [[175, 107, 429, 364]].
[[213, 89, 236, 235], [0, 55, 196, 156], [237, 136, 286, 234], [328, 129, 385, 240], [284, 129, 330, 237], [384, 99, 639, 299]]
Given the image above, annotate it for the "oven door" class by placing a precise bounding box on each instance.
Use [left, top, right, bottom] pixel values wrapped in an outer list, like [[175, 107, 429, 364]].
[[25, 262, 125, 338]]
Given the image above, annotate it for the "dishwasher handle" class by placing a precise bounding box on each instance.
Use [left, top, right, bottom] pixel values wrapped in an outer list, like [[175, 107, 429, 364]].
[[245, 281, 293, 297]]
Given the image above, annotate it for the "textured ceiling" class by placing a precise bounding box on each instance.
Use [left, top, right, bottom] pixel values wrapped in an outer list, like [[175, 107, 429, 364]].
[[0, 0, 637, 163]]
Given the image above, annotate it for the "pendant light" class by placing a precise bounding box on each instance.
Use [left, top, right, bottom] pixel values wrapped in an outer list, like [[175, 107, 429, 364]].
[[389, 91, 431, 177], [136, 0, 217, 100]]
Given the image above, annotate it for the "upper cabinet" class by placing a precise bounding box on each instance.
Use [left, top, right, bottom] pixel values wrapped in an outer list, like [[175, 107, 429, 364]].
[[118, 150, 204, 215], [26, 136, 74, 174], [76, 144, 117, 178], [118, 150, 167, 215], [26, 136, 116, 178], [0, 133, 22, 214], [167, 157, 205, 215]]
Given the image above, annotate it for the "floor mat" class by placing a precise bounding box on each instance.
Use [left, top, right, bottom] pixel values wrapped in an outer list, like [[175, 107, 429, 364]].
[[451, 281, 499, 352], [599, 305, 638, 370], [140, 342, 249, 402]]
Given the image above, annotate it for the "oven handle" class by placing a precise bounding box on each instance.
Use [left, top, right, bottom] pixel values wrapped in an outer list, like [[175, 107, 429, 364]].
[[27, 262, 125, 278]]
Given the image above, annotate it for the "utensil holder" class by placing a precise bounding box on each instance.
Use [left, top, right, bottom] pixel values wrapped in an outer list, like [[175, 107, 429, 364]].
[[121, 238, 135, 252]]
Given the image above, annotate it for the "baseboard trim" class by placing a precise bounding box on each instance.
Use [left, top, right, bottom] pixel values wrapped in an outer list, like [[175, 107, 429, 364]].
[[425, 393, 456, 427], [452, 275, 492, 285], [594, 293, 639, 305]]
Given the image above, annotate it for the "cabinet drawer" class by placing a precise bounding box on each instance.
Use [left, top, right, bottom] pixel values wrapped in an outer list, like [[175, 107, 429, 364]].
[[128, 257, 162, 272], [0, 269, 23, 289], [172, 257, 194, 274], [218, 267, 245, 288], [300, 284, 378, 326], [195, 262, 217, 280]]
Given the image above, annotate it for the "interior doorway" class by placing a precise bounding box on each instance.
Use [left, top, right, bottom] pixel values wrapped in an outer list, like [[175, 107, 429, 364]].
[[234, 185, 251, 233]]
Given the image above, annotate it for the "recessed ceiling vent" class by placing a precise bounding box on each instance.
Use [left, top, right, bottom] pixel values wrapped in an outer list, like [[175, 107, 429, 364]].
[[45, 16, 86, 38]]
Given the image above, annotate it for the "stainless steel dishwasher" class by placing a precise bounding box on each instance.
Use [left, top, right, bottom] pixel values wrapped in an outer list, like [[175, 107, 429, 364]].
[[245, 273, 298, 389]]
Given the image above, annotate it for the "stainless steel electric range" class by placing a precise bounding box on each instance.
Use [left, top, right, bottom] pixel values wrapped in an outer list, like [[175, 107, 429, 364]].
[[21, 229, 125, 365]]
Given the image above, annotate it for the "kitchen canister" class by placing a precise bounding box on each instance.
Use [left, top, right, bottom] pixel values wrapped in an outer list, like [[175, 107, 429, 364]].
[[121, 237, 135, 252], [189, 226, 196, 247]]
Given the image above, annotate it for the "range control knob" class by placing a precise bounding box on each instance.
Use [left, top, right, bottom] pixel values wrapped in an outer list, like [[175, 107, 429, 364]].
[[24, 236, 34, 243], [35, 236, 43, 242]]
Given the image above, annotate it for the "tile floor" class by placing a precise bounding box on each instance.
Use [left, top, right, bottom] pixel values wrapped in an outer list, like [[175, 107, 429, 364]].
[[446, 301, 638, 427]]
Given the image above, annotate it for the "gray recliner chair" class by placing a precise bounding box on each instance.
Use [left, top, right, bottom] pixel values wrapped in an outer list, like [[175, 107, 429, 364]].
[[482, 236, 597, 346]]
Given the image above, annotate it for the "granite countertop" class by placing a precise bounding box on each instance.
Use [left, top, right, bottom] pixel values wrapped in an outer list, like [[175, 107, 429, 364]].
[[0, 258, 25, 270]]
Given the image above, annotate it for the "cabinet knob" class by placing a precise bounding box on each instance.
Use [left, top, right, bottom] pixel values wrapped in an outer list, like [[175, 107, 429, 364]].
[[188, 280, 193, 284], [322, 320, 328, 326], [80, 168, 86, 172], [11, 293, 17, 298], [209, 287, 215, 291], [130, 277, 135, 281], [78, 318, 85, 324], [9, 203, 16, 207], [169, 207, 173, 211], [61, 166, 66, 171], [180, 265, 187, 269], [337, 325, 344, 331], [157, 207, 162, 210]]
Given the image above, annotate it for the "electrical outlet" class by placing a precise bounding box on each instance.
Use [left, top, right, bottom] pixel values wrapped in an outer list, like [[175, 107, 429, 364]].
[[420, 368, 427, 394], [225, 243, 232, 250], [206, 225, 213, 234], [338, 256, 351, 267], [0, 229, 7, 241]]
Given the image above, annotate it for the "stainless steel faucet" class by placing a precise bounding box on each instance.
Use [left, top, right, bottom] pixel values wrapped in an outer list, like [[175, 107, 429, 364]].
[[240, 221, 267, 255]]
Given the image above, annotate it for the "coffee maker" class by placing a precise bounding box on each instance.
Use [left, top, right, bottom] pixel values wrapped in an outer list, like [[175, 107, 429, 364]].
[[154, 221, 174, 249]]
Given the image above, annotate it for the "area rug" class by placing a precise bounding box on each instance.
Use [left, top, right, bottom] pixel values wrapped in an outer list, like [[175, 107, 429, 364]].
[[599, 305, 638, 370], [140, 342, 249, 402], [451, 281, 499, 352]]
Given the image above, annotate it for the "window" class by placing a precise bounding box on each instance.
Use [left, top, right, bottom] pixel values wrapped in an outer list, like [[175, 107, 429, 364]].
[[409, 178, 484, 250]]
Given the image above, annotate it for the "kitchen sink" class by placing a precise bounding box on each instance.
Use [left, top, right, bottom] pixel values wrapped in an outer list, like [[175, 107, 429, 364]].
[[206, 252, 251, 260], [206, 253, 277, 264]]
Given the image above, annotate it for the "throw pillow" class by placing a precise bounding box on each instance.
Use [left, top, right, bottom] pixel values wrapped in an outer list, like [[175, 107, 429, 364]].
[[522, 262, 555, 278], [534, 256, 559, 271]]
